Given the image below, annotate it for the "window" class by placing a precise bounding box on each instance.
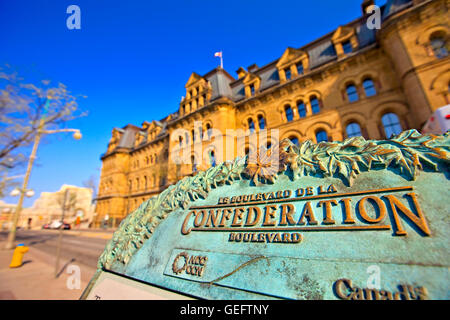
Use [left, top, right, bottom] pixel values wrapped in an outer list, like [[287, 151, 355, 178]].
[[144, 176, 148, 189], [258, 115, 266, 130], [178, 136, 183, 147], [285, 68, 291, 80], [210, 151, 216, 167], [248, 118, 255, 133], [382, 113, 403, 138], [191, 129, 195, 142], [297, 63, 304, 75], [316, 130, 328, 143], [250, 84, 256, 96], [310, 96, 320, 114], [289, 136, 299, 146], [285, 105, 294, 122], [430, 35, 448, 59], [346, 122, 362, 138], [297, 100, 306, 118], [203, 94, 207, 104], [342, 40, 353, 54], [191, 156, 197, 173], [346, 84, 359, 102], [206, 123, 212, 138], [363, 78, 377, 97]]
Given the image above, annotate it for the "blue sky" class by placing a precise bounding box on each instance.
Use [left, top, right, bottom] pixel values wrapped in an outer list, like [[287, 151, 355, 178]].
[[0, 0, 385, 206]]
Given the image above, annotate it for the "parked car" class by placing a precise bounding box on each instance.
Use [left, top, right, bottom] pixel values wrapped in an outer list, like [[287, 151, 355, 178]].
[[44, 220, 71, 230]]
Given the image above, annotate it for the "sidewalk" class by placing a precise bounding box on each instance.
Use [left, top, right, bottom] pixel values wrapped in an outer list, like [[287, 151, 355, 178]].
[[38, 228, 115, 240], [0, 241, 97, 300]]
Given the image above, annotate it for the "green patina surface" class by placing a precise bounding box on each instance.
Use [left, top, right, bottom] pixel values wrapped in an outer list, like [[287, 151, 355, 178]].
[[87, 130, 450, 300]]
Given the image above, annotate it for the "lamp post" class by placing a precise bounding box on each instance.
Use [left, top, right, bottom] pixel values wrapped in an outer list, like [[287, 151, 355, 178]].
[[4, 122, 82, 250]]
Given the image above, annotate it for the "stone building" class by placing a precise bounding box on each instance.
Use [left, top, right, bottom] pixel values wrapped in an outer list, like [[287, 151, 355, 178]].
[[19, 185, 94, 229], [94, 0, 450, 227]]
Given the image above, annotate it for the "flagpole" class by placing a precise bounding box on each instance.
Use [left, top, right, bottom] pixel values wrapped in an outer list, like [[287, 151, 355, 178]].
[[220, 52, 223, 69]]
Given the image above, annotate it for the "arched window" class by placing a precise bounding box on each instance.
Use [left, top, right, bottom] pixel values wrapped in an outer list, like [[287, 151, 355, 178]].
[[382, 113, 403, 138], [430, 33, 448, 59], [363, 78, 377, 97], [316, 130, 328, 143], [346, 122, 362, 138], [297, 100, 306, 118], [258, 115, 266, 130], [285, 105, 293, 122], [289, 136, 299, 146], [191, 129, 196, 142], [144, 176, 147, 190], [248, 118, 255, 133], [178, 136, 183, 147], [346, 84, 359, 102], [206, 123, 212, 138], [310, 96, 320, 114], [210, 150, 216, 167], [191, 155, 197, 173]]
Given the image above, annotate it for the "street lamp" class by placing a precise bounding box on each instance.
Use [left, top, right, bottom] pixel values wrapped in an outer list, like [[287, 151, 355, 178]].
[[4, 125, 82, 250]]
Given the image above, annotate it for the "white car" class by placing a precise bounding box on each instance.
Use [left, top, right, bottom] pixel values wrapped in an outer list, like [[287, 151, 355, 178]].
[[422, 104, 450, 134]]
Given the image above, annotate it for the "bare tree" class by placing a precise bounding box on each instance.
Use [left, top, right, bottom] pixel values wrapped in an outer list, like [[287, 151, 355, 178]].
[[56, 189, 78, 221], [82, 174, 98, 201], [0, 65, 86, 171]]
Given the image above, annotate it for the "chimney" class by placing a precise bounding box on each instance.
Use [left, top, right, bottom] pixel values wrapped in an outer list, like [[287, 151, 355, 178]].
[[236, 67, 247, 79], [247, 64, 258, 73], [361, 0, 374, 15]]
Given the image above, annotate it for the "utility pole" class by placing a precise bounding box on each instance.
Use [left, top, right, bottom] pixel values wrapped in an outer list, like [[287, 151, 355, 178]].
[[55, 188, 68, 277]]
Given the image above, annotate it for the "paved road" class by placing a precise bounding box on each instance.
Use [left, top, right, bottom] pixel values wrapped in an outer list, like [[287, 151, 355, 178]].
[[0, 230, 109, 269]]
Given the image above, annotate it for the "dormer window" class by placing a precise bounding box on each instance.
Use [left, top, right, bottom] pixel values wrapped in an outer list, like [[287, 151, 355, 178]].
[[342, 40, 353, 54], [332, 26, 358, 57], [285, 68, 292, 80], [296, 63, 304, 76], [250, 83, 256, 96], [276, 48, 309, 83]]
